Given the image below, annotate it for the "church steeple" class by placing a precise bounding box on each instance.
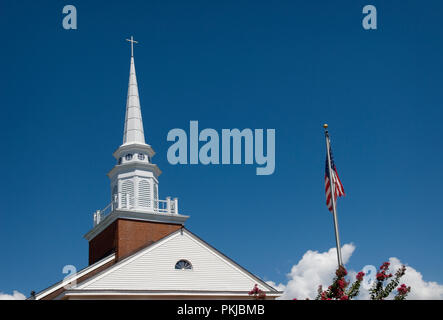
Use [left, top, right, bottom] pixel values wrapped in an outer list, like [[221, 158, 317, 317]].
[[85, 37, 189, 265], [106, 36, 160, 213], [122, 37, 145, 145]]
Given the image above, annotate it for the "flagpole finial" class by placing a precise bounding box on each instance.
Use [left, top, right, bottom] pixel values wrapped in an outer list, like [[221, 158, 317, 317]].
[[323, 123, 328, 129]]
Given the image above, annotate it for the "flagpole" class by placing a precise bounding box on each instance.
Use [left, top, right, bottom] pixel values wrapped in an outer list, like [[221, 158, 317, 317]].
[[324, 124, 343, 267]]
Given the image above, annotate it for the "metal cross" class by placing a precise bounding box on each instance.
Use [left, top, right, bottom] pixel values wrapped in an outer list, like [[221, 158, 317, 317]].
[[126, 36, 138, 57]]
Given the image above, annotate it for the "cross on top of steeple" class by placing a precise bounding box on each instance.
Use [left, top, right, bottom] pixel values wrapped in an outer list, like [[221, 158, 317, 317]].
[[126, 36, 138, 57]]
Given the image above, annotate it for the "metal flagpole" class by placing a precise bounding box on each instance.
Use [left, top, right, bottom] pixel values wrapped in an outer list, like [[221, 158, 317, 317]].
[[324, 124, 343, 267]]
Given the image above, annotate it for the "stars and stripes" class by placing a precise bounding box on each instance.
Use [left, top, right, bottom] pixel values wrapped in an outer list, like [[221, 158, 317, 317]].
[[325, 145, 345, 212]]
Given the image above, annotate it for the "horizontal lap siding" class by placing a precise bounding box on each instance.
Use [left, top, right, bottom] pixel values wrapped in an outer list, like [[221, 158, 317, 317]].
[[82, 233, 267, 292]]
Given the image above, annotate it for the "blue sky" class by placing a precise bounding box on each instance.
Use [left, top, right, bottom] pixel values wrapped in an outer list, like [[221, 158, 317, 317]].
[[1, 0, 443, 297]]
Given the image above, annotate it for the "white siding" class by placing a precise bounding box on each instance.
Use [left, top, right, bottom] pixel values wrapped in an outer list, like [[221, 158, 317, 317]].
[[78, 231, 269, 292]]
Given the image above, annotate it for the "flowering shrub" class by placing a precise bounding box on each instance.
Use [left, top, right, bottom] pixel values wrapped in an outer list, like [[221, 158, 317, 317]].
[[369, 262, 410, 300], [395, 284, 411, 300], [311, 262, 410, 300], [248, 284, 266, 300], [356, 271, 365, 281], [315, 265, 363, 300]]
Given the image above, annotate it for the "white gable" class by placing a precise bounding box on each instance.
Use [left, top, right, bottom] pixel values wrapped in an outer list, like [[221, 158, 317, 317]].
[[75, 229, 275, 293]]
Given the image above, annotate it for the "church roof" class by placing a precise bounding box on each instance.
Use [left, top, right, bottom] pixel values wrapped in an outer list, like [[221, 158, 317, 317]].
[[34, 228, 281, 299]]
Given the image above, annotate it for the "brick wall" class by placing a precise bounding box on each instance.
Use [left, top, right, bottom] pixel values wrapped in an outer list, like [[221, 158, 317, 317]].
[[89, 221, 117, 265], [89, 219, 182, 264]]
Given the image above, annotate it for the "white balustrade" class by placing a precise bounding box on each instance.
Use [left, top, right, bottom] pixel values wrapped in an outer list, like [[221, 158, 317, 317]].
[[93, 192, 179, 226]]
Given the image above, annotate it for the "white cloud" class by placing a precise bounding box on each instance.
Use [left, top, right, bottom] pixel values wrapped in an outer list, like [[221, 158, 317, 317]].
[[265, 281, 286, 293], [273, 244, 443, 300], [0, 290, 26, 300], [276, 243, 355, 300], [388, 257, 443, 300]]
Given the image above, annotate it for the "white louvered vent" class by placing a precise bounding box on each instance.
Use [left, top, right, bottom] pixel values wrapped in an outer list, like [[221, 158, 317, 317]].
[[121, 180, 135, 208], [154, 184, 158, 209], [138, 179, 151, 208], [112, 185, 118, 207]]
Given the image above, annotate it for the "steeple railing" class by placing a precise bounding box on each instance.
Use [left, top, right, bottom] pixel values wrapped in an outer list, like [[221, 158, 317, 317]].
[[93, 193, 179, 226]]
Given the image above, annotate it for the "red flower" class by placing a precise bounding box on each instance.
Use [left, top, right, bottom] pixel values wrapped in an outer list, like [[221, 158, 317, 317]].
[[380, 262, 390, 271], [337, 279, 346, 289], [248, 284, 264, 296], [340, 295, 349, 300], [336, 266, 348, 278], [356, 271, 365, 281], [397, 284, 411, 295], [376, 272, 385, 281]]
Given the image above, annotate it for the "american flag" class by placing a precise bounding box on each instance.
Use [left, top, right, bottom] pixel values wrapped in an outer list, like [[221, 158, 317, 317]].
[[325, 145, 345, 212]]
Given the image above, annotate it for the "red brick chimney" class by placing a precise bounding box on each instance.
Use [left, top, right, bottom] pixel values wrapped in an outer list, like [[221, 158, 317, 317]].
[[88, 218, 183, 265]]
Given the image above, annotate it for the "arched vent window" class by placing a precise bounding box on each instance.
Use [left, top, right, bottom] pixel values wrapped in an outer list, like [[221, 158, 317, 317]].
[[175, 260, 192, 270], [121, 180, 134, 208], [138, 179, 151, 208]]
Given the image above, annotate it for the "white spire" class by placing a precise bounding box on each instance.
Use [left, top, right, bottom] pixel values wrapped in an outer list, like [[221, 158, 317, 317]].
[[123, 37, 146, 145]]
